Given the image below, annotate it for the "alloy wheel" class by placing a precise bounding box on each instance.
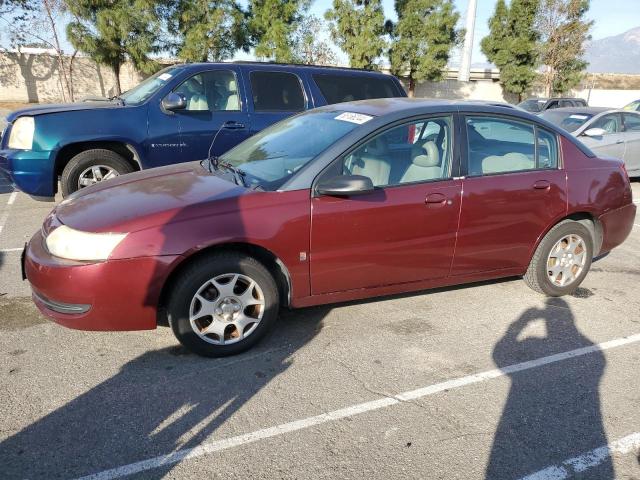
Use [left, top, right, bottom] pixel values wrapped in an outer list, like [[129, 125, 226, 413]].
[[546, 234, 587, 287]]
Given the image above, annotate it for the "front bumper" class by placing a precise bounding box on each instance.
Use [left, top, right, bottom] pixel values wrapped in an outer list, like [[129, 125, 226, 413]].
[[24, 229, 181, 331], [0, 148, 56, 198]]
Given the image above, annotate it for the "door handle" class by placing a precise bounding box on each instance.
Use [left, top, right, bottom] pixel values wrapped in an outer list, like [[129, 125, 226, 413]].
[[533, 180, 551, 190], [425, 193, 448, 207], [223, 121, 245, 130], [616, 140, 624, 144]]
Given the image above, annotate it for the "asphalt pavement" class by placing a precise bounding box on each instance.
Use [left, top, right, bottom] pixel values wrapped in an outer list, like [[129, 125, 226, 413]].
[[0, 177, 639, 480]]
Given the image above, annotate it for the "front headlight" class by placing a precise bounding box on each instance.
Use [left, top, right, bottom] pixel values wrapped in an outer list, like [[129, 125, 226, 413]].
[[45, 225, 127, 261], [8, 116, 35, 149]]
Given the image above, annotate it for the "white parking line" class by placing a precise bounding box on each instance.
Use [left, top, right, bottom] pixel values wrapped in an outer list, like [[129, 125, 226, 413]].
[[519, 432, 640, 480], [73, 332, 640, 480], [0, 191, 17, 236], [0, 247, 22, 252]]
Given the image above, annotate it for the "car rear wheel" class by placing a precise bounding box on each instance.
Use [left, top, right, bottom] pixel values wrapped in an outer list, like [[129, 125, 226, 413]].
[[60, 149, 134, 197], [167, 252, 280, 357], [524, 220, 593, 296]]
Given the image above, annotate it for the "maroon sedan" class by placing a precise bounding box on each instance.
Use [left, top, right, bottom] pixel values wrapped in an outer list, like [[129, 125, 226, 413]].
[[24, 99, 636, 356]]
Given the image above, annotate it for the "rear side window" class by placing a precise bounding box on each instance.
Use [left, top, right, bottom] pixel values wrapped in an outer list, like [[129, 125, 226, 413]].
[[623, 113, 640, 131], [313, 74, 398, 104], [466, 116, 558, 175], [250, 71, 305, 112]]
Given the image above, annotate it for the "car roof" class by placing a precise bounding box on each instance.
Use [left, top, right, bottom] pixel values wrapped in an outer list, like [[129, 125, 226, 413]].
[[540, 107, 610, 115], [175, 61, 394, 76]]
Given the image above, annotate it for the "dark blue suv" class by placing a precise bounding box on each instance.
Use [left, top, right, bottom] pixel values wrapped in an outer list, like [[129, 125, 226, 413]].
[[0, 62, 406, 199]]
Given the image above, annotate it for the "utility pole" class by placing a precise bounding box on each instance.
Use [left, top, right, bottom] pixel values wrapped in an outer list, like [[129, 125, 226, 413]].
[[458, 0, 477, 82]]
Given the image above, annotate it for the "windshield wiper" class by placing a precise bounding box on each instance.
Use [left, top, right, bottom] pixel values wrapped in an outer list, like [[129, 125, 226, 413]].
[[218, 161, 247, 187]]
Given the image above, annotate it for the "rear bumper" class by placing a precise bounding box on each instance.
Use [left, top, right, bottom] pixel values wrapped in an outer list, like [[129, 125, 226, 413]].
[[24, 229, 180, 331], [0, 148, 56, 197], [598, 203, 637, 254]]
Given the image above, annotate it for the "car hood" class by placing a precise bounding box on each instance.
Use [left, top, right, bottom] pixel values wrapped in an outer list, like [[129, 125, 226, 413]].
[[6, 101, 124, 123], [54, 161, 248, 233]]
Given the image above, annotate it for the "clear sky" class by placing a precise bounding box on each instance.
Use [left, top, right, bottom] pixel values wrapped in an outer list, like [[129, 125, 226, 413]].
[[2, 0, 638, 67]]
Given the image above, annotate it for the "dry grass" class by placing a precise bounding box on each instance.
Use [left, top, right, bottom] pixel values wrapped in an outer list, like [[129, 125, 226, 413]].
[[0, 102, 34, 111]]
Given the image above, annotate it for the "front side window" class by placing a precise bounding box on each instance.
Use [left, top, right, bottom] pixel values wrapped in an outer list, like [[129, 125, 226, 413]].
[[250, 71, 305, 112], [324, 116, 453, 188], [591, 114, 622, 134], [313, 74, 398, 104], [174, 70, 240, 111], [466, 116, 557, 175], [220, 110, 362, 190]]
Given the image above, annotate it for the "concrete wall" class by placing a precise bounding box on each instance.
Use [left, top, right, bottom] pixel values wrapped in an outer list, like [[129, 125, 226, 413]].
[[0, 51, 146, 103]]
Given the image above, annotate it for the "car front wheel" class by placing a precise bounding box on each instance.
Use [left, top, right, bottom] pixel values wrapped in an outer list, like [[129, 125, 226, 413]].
[[524, 220, 593, 296], [167, 252, 280, 357], [60, 149, 134, 197]]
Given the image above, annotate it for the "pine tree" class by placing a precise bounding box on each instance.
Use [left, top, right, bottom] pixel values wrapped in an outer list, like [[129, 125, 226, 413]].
[[481, 0, 540, 101], [537, 0, 592, 95], [168, 0, 249, 62], [249, 0, 309, 62], [389, 0, 460, 97], [325, 0, 386, 70], [66, 0, 162, 95]]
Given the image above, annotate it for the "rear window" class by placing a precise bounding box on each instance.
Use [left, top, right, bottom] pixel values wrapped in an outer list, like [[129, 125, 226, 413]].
[[540, 111, 594, 133], [313, 74, 398, 104], [250, 71, 305, 112]]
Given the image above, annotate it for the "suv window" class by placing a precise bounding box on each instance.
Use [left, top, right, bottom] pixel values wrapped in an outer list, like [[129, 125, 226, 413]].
[[466, 116, 558, 175], [546, 101, 560, 110], [250, 71, 305, 112], [559, 100, 573, 107], [591, 114, 622, 133], [313, 74, 397, 104], [174, 70, 240, 111], [623, 113, 640, 131], [325, 116, 453, 188]]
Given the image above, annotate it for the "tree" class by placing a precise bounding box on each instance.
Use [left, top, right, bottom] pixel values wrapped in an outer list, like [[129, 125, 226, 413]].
[[325, 0, 386, 70], [66, 0, 163, 95], [167, 0, 249, 62], [537, 0, 592, 95], [389, 0, 460, 97], [249, 0, 309, 62], [481, 0, 540, 101], [0, 0, 36, 45], [292, 15, 338, 65]]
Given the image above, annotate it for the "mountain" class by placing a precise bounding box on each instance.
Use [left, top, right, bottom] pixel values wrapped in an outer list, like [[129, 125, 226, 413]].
[[584, 27, 640, 74]]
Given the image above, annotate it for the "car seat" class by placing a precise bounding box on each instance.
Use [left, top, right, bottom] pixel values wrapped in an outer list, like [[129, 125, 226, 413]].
[[482, 152, 533, 174], [401, 142, 442, 183], [350, 137, 391, 186]]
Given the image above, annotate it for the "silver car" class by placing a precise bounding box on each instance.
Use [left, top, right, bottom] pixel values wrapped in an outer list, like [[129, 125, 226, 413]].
[[540, 107, 640, 177]]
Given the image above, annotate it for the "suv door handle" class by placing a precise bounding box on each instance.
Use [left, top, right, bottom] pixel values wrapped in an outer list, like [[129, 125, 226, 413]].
[[425, 193, 448, 207], [616, 140, 624, 144], [533, 180, 551, 190], [223, 121, 245, 130]]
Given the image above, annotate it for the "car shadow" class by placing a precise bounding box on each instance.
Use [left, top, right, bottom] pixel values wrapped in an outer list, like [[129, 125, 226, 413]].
[[0, 305, 327, 479], [486, 298, 613, 479]]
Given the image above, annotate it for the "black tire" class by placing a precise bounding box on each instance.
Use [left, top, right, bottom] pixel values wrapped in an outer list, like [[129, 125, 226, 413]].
[[60, 149, 134, 197], [167, 252, 280, 357], [524, 220, 593, 296]]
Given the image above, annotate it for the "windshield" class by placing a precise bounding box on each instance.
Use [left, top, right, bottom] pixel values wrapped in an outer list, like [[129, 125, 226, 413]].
[[517, 99, 546, 112], [624, 100, 640, 111], [219, 110, 369, 190], [540, 111, 594, 133], [120, 66, 181, 105]]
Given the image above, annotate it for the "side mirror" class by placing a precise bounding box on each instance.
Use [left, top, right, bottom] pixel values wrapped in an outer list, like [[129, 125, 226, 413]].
[[583, 127, 607, 137], [162, 92, 186, 112], [316, 175, 375, 197]]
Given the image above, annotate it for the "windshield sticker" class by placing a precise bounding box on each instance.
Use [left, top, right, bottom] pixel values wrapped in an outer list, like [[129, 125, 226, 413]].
[[158, 73, 172, 81], [569, 114, 588, 120], [335, 112, 373, 124]]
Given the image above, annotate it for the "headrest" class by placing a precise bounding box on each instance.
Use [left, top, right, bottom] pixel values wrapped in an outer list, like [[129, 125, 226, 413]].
[[412, 142, 439, 167], [365, 137, 388, 156], [228, 78, 236, 91]]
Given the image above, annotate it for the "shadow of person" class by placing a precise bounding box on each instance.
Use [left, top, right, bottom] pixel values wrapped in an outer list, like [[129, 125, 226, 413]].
[[486, 298, 612, 479], [0, 306, 326, 479]]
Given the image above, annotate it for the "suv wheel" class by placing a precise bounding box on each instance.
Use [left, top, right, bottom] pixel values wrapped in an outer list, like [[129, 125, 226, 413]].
[[167, 252, 280, 357], [524, 220, 593, 296], [60, 149, 134, 197]]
